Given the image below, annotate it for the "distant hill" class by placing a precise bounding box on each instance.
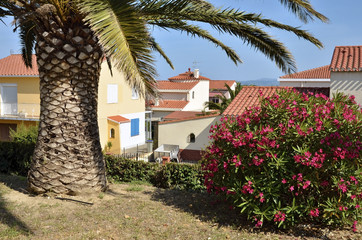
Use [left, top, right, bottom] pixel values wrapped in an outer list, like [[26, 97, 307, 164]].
[[239, 78, 279, 86]]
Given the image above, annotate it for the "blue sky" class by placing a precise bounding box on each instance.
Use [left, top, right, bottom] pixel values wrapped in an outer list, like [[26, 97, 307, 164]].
[[1, 0, 362, 82]]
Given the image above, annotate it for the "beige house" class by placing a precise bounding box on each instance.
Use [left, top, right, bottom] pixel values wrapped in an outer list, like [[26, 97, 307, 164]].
[[0, 54, 149, 154]]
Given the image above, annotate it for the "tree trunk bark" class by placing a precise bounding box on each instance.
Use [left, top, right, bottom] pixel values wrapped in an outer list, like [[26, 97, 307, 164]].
[[28, 15, 107, 195]]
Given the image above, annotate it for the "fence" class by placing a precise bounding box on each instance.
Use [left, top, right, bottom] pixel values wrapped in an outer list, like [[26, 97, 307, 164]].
[[116, 152, 152, 162]]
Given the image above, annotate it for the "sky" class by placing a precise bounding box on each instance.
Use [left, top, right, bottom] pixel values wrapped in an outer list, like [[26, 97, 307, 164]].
[[0, 0, 362, 82]]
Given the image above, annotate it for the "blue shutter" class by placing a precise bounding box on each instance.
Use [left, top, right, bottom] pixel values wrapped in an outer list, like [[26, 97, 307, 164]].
[[131, 118, 139, 136]]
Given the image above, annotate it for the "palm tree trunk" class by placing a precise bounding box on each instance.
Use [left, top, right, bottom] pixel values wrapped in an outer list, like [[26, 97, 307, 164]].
[[28, 15, 107, 195]]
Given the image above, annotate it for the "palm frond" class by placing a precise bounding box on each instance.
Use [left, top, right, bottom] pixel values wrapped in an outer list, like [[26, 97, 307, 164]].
[[78, 0, 158, 97], [19, 21, 36, 68], [278, 0, 328, 23], [149, 36, 174, 69], [148, 19, 241, 64]]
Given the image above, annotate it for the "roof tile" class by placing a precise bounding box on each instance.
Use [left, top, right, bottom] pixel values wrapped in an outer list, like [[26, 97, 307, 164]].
[[223, 86, 330, 116], [108, 115, 130, 123], [150, 100, 189, 110], [157, 80, 199, 90], [280, 65, 330, 79], [168, 70, 210, 81], [160, 111, 219, 124], [0, 54, 38, 76], [209, 80, 235, 90], [330, 46, 362, 71]]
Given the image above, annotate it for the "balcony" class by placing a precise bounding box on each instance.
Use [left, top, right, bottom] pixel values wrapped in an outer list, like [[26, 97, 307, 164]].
[[0, 103, 40, 120]]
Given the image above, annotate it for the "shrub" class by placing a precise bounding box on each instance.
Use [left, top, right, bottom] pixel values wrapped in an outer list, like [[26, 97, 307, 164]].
[[105, 155, 205, 191], [152, 162, 205, 191], [202, 90, 361, 230], [0, 123, 37, 175]]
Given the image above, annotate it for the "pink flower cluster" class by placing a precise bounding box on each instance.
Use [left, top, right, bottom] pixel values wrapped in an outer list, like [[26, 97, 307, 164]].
[[242, 181, 254, 194], [309, 208, 319, 217], [293, 149, 326, 168], [274, 211, 286, 222]]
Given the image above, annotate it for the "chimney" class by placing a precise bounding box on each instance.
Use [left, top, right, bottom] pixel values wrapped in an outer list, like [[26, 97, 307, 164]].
[[194, 69, 199, 78], [155, 98, 159, 106]]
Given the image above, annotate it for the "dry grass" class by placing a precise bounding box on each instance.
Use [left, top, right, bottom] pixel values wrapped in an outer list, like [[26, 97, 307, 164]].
[[0, 174, 360, 240]]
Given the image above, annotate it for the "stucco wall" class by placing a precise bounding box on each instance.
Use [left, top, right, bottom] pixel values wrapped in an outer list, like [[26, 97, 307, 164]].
[[119, 111, 146, 150], [97, 62, 145, 149], [279, 79, 330, 87], [330, 72, 362, 105], [183, 80, 209, 111], [159, 92, 187, 100], [158, 115, 220, 150], [0, 77, 40, 116]]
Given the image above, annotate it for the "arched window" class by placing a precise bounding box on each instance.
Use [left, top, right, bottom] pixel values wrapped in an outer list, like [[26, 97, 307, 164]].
[[188, 133, 195, 143], [110, 128, 115, 138]]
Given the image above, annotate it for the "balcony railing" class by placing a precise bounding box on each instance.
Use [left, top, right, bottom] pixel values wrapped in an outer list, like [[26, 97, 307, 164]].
[[0, 103, 40, 119]]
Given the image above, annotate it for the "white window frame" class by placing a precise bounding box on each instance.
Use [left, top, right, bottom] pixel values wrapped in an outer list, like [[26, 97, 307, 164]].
[[0, 83, 18, 116], [107, 84, 118, 103]]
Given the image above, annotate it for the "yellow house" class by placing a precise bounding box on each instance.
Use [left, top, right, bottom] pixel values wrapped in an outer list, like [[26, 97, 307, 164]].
[[0, 54, 150, 154]]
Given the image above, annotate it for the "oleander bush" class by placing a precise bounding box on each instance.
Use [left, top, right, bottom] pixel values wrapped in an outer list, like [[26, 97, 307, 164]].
[[202, 90, 361, 230]]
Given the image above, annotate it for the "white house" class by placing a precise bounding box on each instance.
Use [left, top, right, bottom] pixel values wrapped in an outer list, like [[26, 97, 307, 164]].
[[330, 45, 362, 105], [278, 65, 330, 87]]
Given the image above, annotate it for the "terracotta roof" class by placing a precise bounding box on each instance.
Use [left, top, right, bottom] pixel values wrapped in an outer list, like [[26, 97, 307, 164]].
[[223, 86, 330, 116], [330, 46, 362, 72], [168, 69, 210, 81], [163, 111, 204, 121], [150, 100, 189, 110], [178, 149, 206, 162], [107, 115, 130, 123], [0, 54, 38, 76], [156, 80, 199, 90], [160, 111, 219, 124], [209, 80, 235, 90], [280, 65, 330, 79]]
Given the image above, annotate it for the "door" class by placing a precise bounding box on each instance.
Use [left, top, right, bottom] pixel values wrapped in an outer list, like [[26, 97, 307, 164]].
[[1, 85, 18, 115], [0, 123, 17, 141]]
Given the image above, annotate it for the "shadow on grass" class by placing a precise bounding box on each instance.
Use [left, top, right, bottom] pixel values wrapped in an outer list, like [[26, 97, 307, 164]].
[[0, 174, 33, 237], [149, 188, 331, 239]]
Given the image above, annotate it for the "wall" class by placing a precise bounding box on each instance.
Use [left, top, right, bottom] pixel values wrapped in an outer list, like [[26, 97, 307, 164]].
[[159, 92, 187, 100], [183, 80, 209, 111], [119, 111, 146, 150], [279, 79, 330, 87], [107, 120, 121, 154], [158, 115, 220, 150], [0, 77, 40, 116], [330, 72, 362, 105], [98, 61, 145, 149]]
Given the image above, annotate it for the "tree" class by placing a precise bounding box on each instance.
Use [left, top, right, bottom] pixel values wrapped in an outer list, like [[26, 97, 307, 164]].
[[205, 82, 243, 113], [0, 0, 327, 195]]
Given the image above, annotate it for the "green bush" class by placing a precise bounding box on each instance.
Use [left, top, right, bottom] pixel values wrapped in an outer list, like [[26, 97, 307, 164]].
[[203, 90, 361, 230], [105, 155, 205, 191], [152, 162, 205, 191], [0, 123, 37, 176]]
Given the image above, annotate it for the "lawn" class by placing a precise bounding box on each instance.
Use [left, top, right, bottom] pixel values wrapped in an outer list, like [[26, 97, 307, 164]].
[[0, 174, 359, 240]]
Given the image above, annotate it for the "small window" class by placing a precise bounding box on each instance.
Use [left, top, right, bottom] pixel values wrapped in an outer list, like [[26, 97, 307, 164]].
[[110, 128, 115, 138], [192, 91, 195, 99], [107, 84, 118, 103], [188, 133, 195, 143], [131, 118, 140, 136], [132, 87, 139, 99], [211, 97, 219, 103]]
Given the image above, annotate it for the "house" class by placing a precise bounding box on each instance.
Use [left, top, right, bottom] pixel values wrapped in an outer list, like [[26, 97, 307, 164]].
[[0, 54, 150, 154], [158, 111, 220, 162], [223, 86, 330, 116], [148, 69, 236, 119], [330, 45, 362, 105], [278, 65, 330, 87]]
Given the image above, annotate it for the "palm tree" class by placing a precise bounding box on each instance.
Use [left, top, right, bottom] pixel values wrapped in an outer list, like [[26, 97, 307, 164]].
[[205, 82, 243, 113], [0, 0, 327, 195]]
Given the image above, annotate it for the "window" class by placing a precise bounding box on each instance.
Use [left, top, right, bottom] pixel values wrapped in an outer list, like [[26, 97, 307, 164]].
[[187, 133, 195, 143], [131, 118, 140, 136], [107, 84, 118, 103], [211, 97, 219, 103], [132, 87, 139, 99], [192, 91, 195, 99], [110, 128, 115, 138]]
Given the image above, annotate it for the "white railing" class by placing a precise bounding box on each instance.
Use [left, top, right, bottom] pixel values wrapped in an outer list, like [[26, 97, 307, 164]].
[[0, 103, 40, 118]]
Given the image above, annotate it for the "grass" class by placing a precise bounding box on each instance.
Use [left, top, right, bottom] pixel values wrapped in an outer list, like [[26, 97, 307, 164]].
[[0, 173, 360, 240]]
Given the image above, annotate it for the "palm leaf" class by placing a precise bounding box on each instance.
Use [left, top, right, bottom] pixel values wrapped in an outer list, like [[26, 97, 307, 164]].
[[277, 0, 328, 23], [19, 21, 36, 68], [149, 36, 174, 69], [78, 0, 158, 97]]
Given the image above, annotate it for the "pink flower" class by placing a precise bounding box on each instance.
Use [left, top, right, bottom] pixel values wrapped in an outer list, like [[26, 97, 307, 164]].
[[282, 179, 287, 184], [289, 186, 295, 192], [274, 211, 286, 222], [352, 220, 358, 233], [310, 208, 319, 217], [303, 181, 311, 189], [255, 220, 263, 228]]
